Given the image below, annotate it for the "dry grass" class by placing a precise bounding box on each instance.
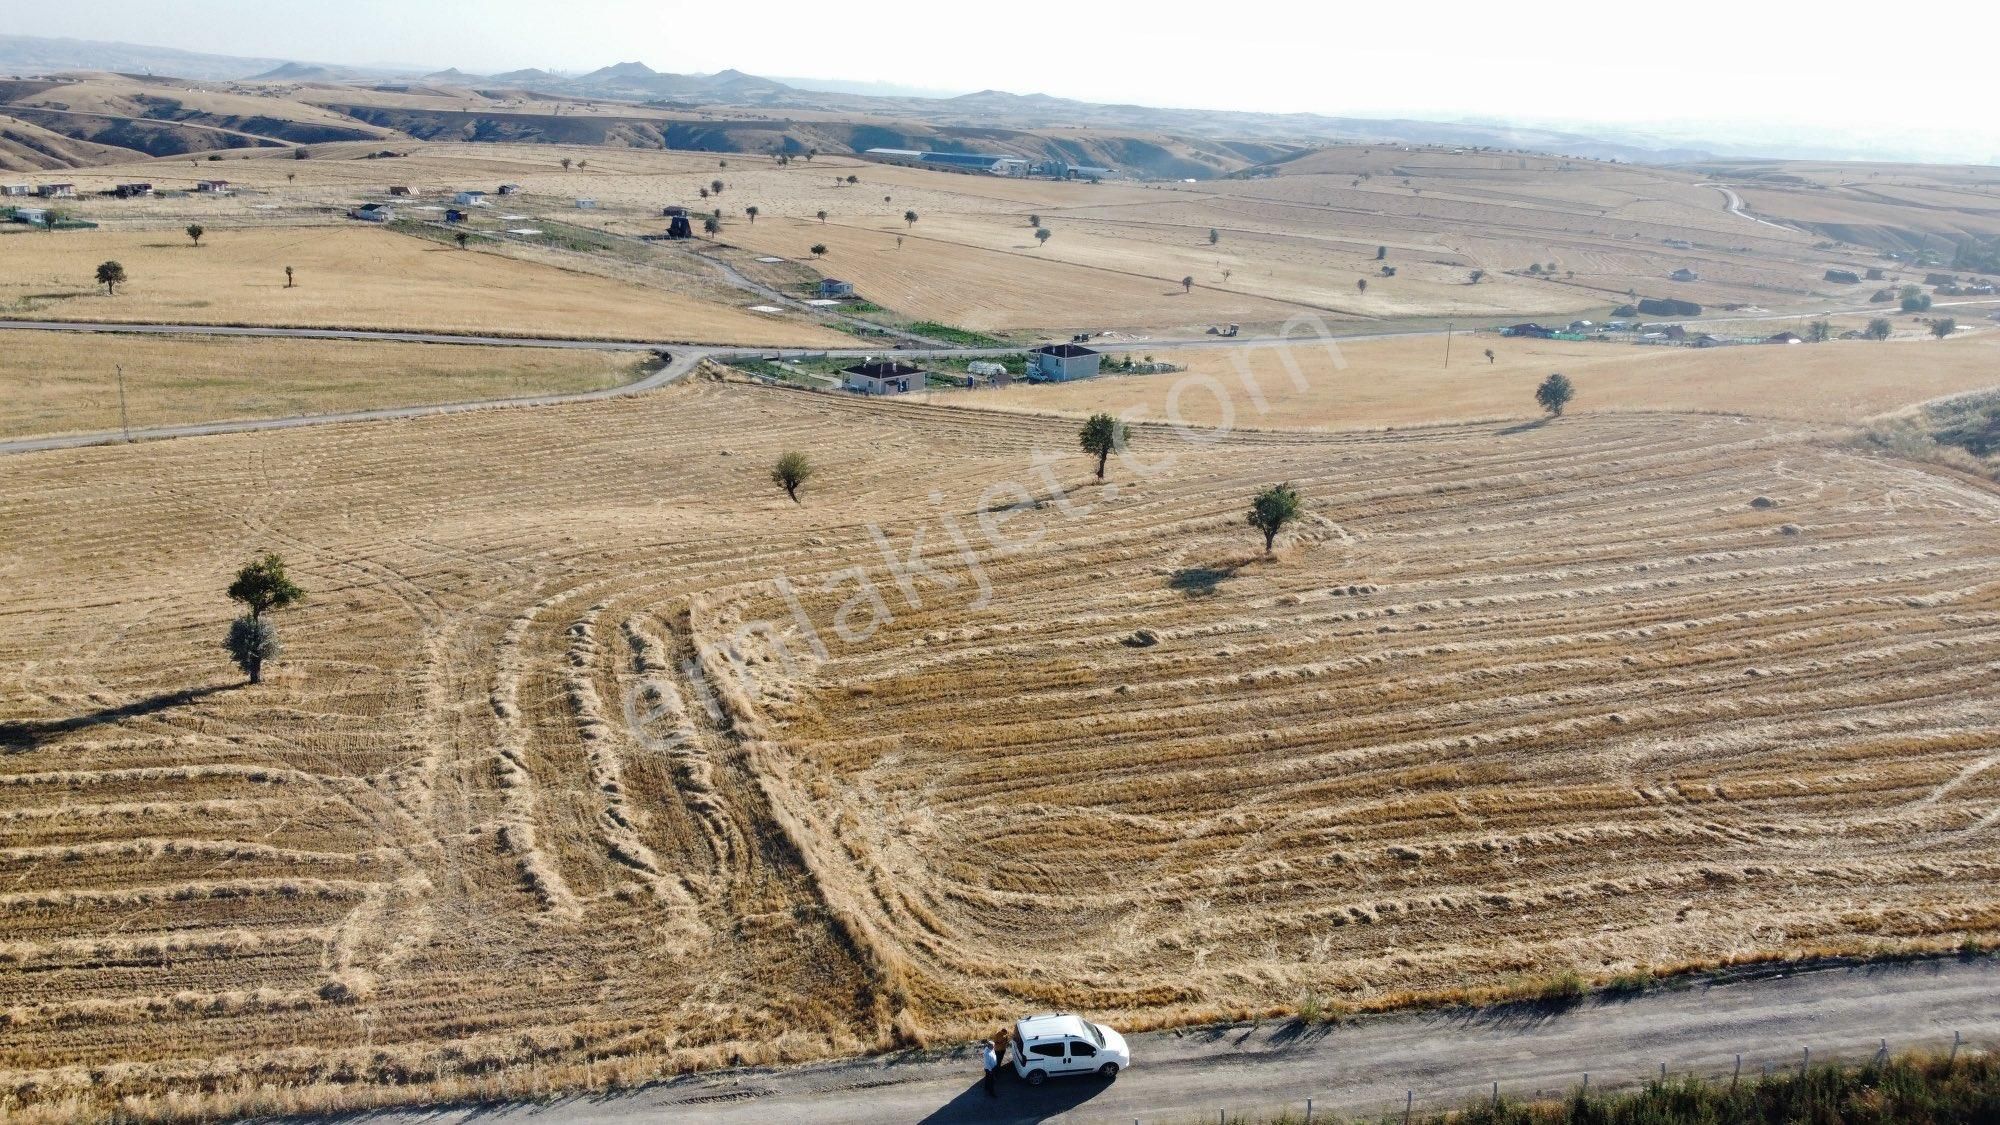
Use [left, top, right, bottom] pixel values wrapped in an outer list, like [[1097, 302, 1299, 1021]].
[[0, 225, 845, 344], [966, 330, 2000, 429], [2, 367, 1998, 1120], [0, 330, 646, 439]]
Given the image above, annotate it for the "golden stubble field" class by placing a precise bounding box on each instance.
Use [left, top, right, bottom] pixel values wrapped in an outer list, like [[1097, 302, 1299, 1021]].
[[972, 330, 2000, 429], [0, 330, 647, 439], [0, 225, 847, 345], [2, 367, 1998, 1120]]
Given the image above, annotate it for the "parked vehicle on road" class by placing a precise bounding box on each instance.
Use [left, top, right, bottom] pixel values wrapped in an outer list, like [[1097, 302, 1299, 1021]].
[[1011, 1012, 1130, 1084]]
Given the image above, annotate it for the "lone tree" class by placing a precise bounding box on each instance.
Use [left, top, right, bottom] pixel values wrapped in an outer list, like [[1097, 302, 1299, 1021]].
[[1208, 228, 1220, 245], [454, 231, 469, 250], [846, 174, 859, 184], [816, 209, 828, 223], [745, 205, 760, 223], [1376, 245, 1387, 260], [1028, 214, 1041, 227], [1035, 227, 1051, 248], [1866, 317, 1893, 340], [186, 223, 204, 246], [96, 260, 127, 296], [711, 179, 725, 195], [699, 187, 710, 200], [1536, 372, 1574, 417], [903, 209, 919, 228], [1078, 412, 1126, 480], [1468, 269, 1485, 285], [225, 553, 304, 684], [1931, 317, 1958, 340], [1247, 483, 1303, 555], [703, 216, 721, 238], [561, 157, 573, 171], [285, 265, 295, 288], [770, 450, 814, 503], [1807, 320, 1833, 343], [1181, 275, 1194, 294], [810, 243, 827, 258], [1356, 278, 1368, 294], [1484, 347, 1496, 364]]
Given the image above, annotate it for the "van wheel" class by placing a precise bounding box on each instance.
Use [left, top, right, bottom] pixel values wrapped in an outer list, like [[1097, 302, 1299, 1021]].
[[1025, 1069, 1046, 1087], [1098, 1062, 1120, 1079]]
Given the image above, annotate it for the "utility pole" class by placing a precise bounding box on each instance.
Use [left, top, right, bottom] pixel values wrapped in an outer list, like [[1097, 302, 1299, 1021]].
[[1442, 322, 1454, 368], [115, 364, 131, 442]]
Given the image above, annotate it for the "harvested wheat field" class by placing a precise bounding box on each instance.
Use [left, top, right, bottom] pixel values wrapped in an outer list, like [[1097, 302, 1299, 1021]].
[[0, 331, 647, 439], [2, 369, 1998, 1120], [0, 226, 844, 345], [972, 330, 2000, 429]]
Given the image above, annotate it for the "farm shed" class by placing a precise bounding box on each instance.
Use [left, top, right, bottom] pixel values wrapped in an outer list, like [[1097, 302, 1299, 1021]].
[[1670, 268, 1698, 282], [842, 359, 925, 395], [1766, 331, 1805, 345], [818, 278, 855, 299], [444, 209, 468, 223], [0, 184, 31, 196], [498, 184, 522, 195], [114, 183, 153, 198], [11, 207, 51, 226], [575, 198, 597, 209], [389, 186, 413, 196], [37, 183, 76, 198], [662, 206, 693, 239], [194, 180, 231, 193], [1028, 343, 1103, 382], [454, 190, 486, 205], [350, 203, 396, 222]]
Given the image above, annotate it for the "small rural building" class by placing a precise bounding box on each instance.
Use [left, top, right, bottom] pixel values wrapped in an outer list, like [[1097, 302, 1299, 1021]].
[[574, 197, 597, 209], [194, 179, 231, 194], [1638, 297, 1702, 317], [818, 278, 855, 299], [454, 190, 486, 205], [444, 208, 468, 223], [37, 183, 76, 198], [1, 184, 31, 197], [388, 185, 413, 196], [1766, 331, 1805, 345], [114, 183, 153, 198], [1865, 267, 1886, 280], [1502, 323, 1556, 339], [1670, 267, 1698, 282], [842, 359, 925, 395], [350, 203, 396, 222], [11, 206, 51, 226], [662, 205, 692, 238], [498, 183, 522, 195], [1691, 334, 1722, 348], [1028, 342, 1103, 382], [1925, 272, 1957, 286], [1823, 269, 1860, 284]]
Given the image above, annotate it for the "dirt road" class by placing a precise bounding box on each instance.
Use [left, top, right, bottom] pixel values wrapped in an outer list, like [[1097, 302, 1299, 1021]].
[[348, 958, 1996, 1124]]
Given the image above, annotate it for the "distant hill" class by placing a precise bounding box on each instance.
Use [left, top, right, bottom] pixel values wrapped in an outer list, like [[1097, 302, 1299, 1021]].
[[0, 33, 292, 80]]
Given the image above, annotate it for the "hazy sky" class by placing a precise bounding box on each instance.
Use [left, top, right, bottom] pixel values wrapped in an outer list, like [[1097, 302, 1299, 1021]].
[[20, 1, 2000, 150]]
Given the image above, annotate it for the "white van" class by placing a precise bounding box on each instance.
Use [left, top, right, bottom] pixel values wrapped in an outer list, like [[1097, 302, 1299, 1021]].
[[1011, 1012, 1130, 1084]]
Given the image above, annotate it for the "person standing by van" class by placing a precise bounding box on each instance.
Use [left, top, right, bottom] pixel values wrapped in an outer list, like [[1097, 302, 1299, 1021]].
[[981, 1038, 1000, 1097]]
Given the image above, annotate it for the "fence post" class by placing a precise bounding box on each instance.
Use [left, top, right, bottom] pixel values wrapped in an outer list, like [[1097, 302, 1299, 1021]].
[[1305, 1097, 1313, 1124], [1492, 1080, 1499, 1106], [1581, 1072, 1588, 1094], [1877, 1038, 1888, 1065], [1732, 1053, 1742, 1091], [1951, 1031, 1961, 1063], [1403, 1089, 1413, 1125], [1801, 1045, 1810, 1077], [1660, 1062, 1667, 1081]]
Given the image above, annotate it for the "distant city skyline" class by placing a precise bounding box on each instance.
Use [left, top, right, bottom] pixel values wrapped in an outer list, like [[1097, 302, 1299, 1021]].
[[11, 1, 2000, 163]]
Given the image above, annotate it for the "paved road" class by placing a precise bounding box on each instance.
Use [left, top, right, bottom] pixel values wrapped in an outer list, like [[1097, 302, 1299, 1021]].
[[353, 958, 1995, 1124], [0, 319, 675, 351], [1695, 182, 1799, 232]]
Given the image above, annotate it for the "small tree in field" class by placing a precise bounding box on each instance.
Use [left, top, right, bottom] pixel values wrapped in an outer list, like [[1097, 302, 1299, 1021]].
[[1247, 483, 1302, 555], [226, 554, 304, 684], [699, 187, 710, 200], [1029, 214, 1041, 227], [816, 209, 828, 223], [1931, 317, 1957, 339], [455, 231, 469, 250], [1536, 372, 1574, 417], [810, 243, 827, 258], [771, 450, 813, 503], [745, 205, 760, 223], [711, 179, 725, 196], [1208, 228, 1220, 245], [1807, 320, 1833, 343], [1376, 245, 1387, 260], [96, 260, 126, 295], [846, 174, 858, 184], [904, 210, 918, 228], [285, 265, 295, 288], [1356, 278, 1368, 294], [1484, 347, 1495, 364], [1182, 275, 1194, 294], [1866, 317, 1892, 340], [1078, 413, 1126, 480], [1035, 227, 1051, 247], [1469, 269, 1485, 284], [186, 224, 204, 246], [561, 157, 572, 171], [703, 216, 721, 238]]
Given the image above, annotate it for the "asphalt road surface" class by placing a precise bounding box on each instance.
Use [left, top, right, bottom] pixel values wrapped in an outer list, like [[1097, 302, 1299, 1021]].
[[349, 957, 1996, 1124]]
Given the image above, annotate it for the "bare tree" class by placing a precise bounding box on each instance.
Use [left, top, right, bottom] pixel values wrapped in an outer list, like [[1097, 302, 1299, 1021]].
[[285, 265, 295, 288]]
